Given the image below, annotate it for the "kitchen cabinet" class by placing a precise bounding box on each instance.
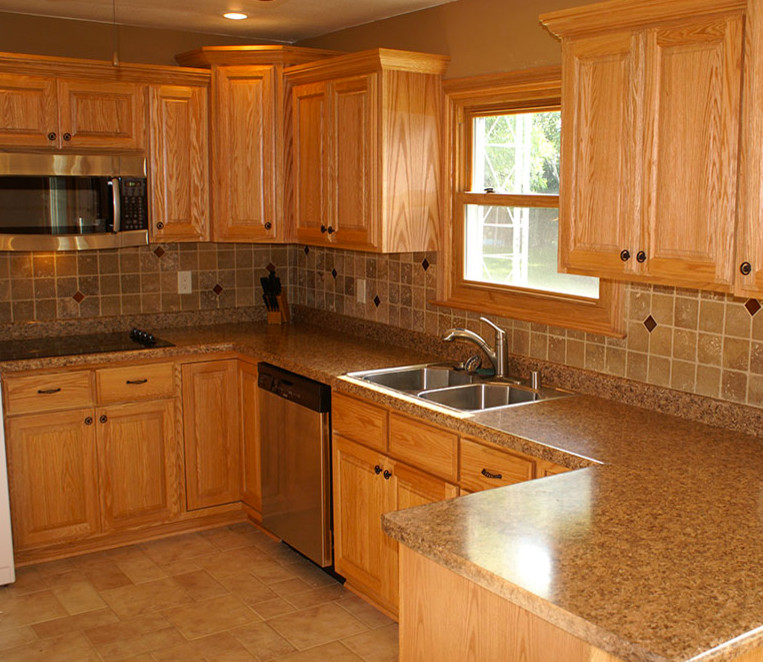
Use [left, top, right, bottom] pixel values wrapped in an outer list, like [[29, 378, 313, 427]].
[[542, 0, 745, 292], [175, 46, 341, 243], [4, 361, 179, 551], [0, 72, 146, 151], [181, 359, 241, 510], [285, 49, 449, 252], [148, 83, 210, 242], [239, 360, 261, 516]]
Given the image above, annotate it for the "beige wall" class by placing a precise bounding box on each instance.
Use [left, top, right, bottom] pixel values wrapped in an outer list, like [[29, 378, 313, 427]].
[[298, 0, 601, 78], [0, 12, 264, 66]]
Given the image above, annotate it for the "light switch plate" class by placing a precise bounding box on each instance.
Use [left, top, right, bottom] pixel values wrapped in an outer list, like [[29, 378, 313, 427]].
[[178, 271, 192, 294]]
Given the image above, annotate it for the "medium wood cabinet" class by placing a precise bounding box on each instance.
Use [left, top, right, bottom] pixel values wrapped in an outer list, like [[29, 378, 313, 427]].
[[181, 359, 241, 510], [0, 72, 146, 151], [148, 83, 210, 242], [239, 360, 261, 516], [543, 0, 745, 292], [286, 49, 449, 252]]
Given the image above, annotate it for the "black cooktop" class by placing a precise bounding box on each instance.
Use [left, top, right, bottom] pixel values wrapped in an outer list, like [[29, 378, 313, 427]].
[[0, 328, 174, 362]]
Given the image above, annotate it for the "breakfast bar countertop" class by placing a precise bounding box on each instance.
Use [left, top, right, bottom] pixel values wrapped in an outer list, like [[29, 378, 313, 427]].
[[0, 319, 761, 662]]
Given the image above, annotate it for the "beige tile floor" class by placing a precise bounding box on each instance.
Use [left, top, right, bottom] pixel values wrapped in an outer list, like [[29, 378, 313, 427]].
[[0, 524, 399, 661]]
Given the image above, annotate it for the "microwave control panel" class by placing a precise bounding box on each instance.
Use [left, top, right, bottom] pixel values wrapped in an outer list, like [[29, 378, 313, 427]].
[[120, 178, 148, 231]]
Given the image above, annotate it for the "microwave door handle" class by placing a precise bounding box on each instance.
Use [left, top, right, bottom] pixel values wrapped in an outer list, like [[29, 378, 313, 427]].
[[110, 177, 121, 234]]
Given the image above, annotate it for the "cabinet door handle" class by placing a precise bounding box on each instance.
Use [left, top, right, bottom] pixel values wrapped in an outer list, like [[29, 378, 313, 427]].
[[374, 464, 382, 475], [327, 226, 335, 235], [264, 221, 273, 230], [63, 132, 72, 141], [620, 250, 630, 262], [383, 470, 392, 480], [47, 131, 57, 141], [481, 468, 503, 480], [126, 378, 148, 385], [84, 416, 93, 425], [320, 225, 327, 233], [740, 261, 752, 276], [636, 251, 647, 263], [99, 415, 108, 424], [156, 221, 164, 230], [37, 387, 61, 394]]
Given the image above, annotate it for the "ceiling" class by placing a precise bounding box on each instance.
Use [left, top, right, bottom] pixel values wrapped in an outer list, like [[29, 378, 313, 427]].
[[0, 0, 458, 43]]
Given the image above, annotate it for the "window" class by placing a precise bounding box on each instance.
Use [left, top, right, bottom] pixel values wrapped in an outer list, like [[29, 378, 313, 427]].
[[440, 68, 623, 336]]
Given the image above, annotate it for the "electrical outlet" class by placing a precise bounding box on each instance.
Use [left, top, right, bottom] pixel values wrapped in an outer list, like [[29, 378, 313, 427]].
[[356, 278, 366, 304], [178, 271, 192, 295]]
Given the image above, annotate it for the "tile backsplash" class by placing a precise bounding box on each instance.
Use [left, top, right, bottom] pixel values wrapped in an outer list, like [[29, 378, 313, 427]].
[[292, 245, 763, 410], [2, 241, 761, 411]]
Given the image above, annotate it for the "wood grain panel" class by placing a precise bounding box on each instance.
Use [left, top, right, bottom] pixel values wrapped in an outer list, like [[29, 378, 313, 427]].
[[459, 438, 536, 492], [332, 434, 396, 614], [5, 370, 93, 415], [0, 72, 58, 148], [6, 408, 101, 549], [97, 399, 178, 531], [149, 84, 209, 242], [181, 360, 241, 510], [641, 15, 742, 291], [332, 392, 388, 453], [559, 30, 642, 279], [96, 362, 175, 404], [399, 545, 595, 662], [57, 79, 146, 151], [211, 65, 276, 242], [239, 360, 261, 515], [388, 413, 458, 483]]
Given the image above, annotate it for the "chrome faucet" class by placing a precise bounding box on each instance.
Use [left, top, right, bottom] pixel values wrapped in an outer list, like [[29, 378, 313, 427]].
[[442, 316, 509, 378]]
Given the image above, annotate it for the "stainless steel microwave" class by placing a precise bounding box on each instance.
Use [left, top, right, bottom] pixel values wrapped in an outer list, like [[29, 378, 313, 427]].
[[0, 153, 149, 251]]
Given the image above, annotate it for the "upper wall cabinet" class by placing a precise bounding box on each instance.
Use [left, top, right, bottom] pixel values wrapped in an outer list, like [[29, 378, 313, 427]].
[[0, 71, 145, 152], [285, 49, 449, 253], [541, 0, 745, 293], [176, 46, 341, 243]]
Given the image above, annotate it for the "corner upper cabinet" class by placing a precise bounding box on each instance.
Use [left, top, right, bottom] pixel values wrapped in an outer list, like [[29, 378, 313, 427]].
[[285, 49, 449, 253], [542, 0, 745, 292], [175, 46, 341, 243], [149, 81, 210, 242]]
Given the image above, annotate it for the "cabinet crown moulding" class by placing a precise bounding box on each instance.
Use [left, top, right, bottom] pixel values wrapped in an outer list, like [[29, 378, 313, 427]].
[[540, 0, 746, 38]]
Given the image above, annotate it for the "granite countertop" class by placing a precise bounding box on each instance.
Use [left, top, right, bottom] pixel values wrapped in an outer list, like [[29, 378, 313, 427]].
[[0, 320, 761, 661]]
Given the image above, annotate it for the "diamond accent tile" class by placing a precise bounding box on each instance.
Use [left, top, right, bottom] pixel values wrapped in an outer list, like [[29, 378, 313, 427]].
[[72, 291, 85, 303], [373, 295, 381, 307], [153, 246, 165, 258], [643, 315, 658, 333], [422, 258, 430, 271], [331, 269, 337, 279], [212, 284, 223, 295], [266, 263, 276, 273], [304, 246, 310, 255], [744, 298, 761, 316]]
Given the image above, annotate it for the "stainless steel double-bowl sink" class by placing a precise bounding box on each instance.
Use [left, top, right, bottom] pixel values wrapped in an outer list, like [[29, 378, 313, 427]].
[[346, 363, 574, 413]]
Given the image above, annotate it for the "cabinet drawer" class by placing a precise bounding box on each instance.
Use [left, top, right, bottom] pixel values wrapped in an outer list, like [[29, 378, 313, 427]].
[[389, 414, 458, 482], [4, 371, 94, 415], [96, 362, 175, 404], [333, 393, 388, 452], [460, 438, 535, 492]]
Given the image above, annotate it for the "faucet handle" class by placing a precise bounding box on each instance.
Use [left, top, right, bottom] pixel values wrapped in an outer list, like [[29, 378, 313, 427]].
[[479, 316, 506, 338]]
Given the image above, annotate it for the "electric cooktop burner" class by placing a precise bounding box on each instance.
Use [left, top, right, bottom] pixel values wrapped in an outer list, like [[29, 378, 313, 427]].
[[0, 328, 174, 362]]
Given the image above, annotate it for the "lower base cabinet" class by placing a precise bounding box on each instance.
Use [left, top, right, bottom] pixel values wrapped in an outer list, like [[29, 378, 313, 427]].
[[333, 433, 458, 616]]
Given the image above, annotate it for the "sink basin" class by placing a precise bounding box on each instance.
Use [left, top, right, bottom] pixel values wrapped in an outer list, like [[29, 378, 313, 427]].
[[418, 383, 539, 411], [350, 364, 475, 393]]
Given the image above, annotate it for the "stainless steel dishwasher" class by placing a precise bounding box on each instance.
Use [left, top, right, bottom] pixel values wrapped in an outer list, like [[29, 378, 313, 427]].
[[258, 363, 332, 567]]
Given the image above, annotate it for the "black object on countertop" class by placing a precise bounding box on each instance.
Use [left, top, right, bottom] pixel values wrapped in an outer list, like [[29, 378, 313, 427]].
[[0, 328, 174, 362]]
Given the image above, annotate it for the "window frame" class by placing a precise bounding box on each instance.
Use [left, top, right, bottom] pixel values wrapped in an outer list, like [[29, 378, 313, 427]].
[[438, 68, 624, 337]]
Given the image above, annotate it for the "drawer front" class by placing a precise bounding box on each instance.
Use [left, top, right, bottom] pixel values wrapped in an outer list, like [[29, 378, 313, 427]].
[[333, 393, 388, 452], [96, 362, 175, 404], [389, 414, 458, 482], [460, 438, 535, 492], [4, 371, 94, 415]]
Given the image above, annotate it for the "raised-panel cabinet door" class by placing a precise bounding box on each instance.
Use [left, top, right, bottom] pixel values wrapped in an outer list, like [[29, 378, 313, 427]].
[[332, 434, 396, 614], [181, 360, 241, 510], [239, 361, 261, 515], [641, 15, 742, 291], [212, 65, 276, 242], [328, 74, 378, 249], [97, 399, 178, 531], [558, 30, 642, 279], [149, 84, 210, 242], [0, 73, 58, 148], [292, 81, 328, 245], [57, 79, 146, 151], [6, 408, 100, 549]]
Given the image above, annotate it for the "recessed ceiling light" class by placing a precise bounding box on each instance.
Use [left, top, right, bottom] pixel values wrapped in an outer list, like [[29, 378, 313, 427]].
[[223, 12, 248, 20]]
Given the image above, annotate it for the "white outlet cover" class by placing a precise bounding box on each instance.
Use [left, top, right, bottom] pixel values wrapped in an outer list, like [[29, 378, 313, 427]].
[[178, 271, 192, 294], [357, 278, 366, 304]]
